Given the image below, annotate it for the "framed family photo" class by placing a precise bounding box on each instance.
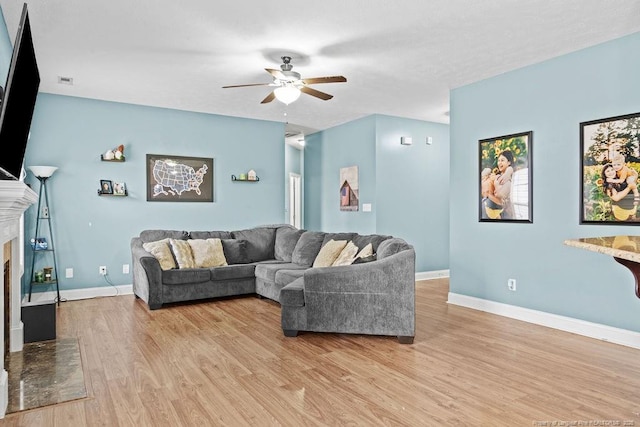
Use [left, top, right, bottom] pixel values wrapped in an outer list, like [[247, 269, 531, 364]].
[[479, 131, 532, 223], [99, 179, 113, 195], [580, 112, 640, 224]]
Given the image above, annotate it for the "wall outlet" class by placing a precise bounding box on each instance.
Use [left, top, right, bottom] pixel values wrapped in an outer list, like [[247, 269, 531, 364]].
[[122, 264, 130, 274], [99, 266, 107, 275], [65, 268, 73, 278], [42, 206, 49, 218], [507, 278, 517, 291]]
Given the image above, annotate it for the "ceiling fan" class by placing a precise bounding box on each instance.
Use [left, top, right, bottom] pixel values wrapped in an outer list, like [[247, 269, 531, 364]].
[[222, 56, 347, 105]]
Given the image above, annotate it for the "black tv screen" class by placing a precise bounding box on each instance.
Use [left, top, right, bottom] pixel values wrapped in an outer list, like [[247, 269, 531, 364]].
[[0, 3, 40, 180]]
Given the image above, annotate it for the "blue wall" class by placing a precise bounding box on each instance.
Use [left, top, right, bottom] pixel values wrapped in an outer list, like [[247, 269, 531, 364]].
[[23, 94, 285, 293], [0, 7, 9, 82], [450, 32, 640, 331], [304, 114, 450, 272]]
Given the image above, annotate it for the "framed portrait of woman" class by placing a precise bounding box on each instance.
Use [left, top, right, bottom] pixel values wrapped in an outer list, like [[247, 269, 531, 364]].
[[478, 131, 533, 223], [580, 112, 640, 224]]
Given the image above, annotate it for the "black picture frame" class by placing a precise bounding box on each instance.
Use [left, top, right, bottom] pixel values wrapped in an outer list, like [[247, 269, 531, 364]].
[[99, 179, 113, 195], [580, 112, 640, 224], [479, 131, 533, 223], [146, 154, 214, 202]]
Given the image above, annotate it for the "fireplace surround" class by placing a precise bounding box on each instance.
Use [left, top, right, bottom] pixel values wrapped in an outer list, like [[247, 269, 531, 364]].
[[0, 180, 37, 418]]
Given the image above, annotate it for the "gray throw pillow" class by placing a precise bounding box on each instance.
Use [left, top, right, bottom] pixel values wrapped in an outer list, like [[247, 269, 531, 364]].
[[352, 254, 376, 264], [189, 230, 232, 240], [377, 238, 412, 259], [231, 227, 277, 262], [275, 227, 305, 262], [221, 239, 249, 264], [291, 231, 326, 267]]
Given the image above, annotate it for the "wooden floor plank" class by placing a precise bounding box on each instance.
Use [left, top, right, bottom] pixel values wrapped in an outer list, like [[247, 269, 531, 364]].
[[2, 278, 640, 426]]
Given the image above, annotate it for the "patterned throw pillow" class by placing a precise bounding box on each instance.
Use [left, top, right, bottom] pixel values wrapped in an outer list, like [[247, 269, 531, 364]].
[[142, 238, 176, 270], [170, 238, 196, 269], [312, 239, 348, 268], [187, 238, 228, 268], [332, 241, 359, 266]]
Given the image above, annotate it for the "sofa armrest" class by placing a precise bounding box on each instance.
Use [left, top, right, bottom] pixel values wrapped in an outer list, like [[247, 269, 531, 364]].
[[131, 237, 163, 309]]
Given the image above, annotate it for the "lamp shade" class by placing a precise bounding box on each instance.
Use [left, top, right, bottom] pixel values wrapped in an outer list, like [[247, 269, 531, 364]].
[[28, 166, 58, 178], [274, 86, 301, 105]]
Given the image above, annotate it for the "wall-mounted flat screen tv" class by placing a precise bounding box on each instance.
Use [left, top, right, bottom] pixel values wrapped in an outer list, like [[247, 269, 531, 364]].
[[0, 3, 40, 180]]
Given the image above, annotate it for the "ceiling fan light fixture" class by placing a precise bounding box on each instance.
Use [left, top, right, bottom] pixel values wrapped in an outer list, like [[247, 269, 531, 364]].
[[274, 85, 301, 105]]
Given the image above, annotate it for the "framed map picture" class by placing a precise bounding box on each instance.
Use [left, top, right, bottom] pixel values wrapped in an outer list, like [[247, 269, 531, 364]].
[[146, 154, 214, 202]]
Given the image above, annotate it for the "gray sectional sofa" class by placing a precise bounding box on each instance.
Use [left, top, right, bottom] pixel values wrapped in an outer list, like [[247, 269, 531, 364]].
[[131, 224, 415, 343]]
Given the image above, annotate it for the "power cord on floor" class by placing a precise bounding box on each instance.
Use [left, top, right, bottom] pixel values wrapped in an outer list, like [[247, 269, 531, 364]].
[[102, 272, 120, 297]]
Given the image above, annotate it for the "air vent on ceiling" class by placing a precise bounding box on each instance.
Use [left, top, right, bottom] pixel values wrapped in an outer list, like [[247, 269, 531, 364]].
[[57, 76, 74, 85]]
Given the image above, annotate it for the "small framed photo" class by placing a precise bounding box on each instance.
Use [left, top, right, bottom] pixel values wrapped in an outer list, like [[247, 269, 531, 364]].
[[479, 131, 533, 223], [113, 182, 127, 196], [100, 179, 113, 194], [580, 112, 640, 224]]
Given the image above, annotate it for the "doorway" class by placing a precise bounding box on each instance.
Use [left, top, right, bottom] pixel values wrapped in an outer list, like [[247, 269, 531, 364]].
[[289, 173, 302, 229]]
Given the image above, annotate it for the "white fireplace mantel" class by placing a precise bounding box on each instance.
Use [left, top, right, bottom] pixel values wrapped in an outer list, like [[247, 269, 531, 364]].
[[0, 180, 38, 418]]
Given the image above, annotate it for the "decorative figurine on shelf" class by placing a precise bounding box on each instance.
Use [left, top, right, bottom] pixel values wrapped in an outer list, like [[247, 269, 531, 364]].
[[248, 169, 257, 181], [103, 144, 125, 161]]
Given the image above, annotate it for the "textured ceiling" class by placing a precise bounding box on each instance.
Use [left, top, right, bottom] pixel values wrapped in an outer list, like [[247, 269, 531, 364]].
[[1, 0, 639, 136]]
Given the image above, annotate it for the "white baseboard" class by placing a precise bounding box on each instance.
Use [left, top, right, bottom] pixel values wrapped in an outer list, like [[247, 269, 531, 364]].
[[10, 322, 23, 353], [0, 369, 7, 418], [25, 284, 133, 304], [448, 292, 640, 350], [415, 270, 449, 281]]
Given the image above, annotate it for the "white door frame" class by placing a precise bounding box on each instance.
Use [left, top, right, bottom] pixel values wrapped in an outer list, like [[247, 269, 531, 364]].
[[288, 173, 302, 229]]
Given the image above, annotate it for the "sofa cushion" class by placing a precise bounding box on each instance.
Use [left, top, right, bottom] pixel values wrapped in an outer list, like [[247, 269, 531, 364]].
[[280, 278, 305, 307], [169, 239, 196, 269], [274, 227, 305, 262], [162, 268, 210, 285], [231, 227, 276, 262], [377, 238, 413, 259], [291, 231, 326, 267], [221, 239, 250, 264], [255, 263, 307, 283], [189, 230, 232, 240], [187, 238, 227, 268], [313, 239, 348, 268], [140, 229, 188, 243], [352, 234, 392, 252], [142, 238, 176, 270], [275, 269, 306, 287], [209, 264, 256, 281], [332, 241, 359, 266]]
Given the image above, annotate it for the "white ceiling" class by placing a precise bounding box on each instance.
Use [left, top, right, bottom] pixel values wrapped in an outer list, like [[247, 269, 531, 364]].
[[1, 0, 639, 136]]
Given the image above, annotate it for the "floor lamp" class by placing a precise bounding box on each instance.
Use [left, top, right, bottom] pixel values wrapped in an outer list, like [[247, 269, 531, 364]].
[[27, 166, 61, 305]]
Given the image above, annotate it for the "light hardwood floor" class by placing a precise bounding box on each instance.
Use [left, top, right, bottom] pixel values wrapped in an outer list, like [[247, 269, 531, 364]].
[[2, 278, 639, 426]]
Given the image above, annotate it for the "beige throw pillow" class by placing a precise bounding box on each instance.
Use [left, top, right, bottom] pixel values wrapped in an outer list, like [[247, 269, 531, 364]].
[[188, 238, 228, 268], [332, 241, 359, 266], [313, 239, 348, 268], [170, 238, 196, 269], [354, 243, 373, 260], [142, 238, 176, 270]]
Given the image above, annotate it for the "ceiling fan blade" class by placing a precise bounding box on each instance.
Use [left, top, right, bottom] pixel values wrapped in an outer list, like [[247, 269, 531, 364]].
[[222, 83, 271, 89], [300, 86, 333, 101], [301, 76, 347, 85], [260, 91, 276, 104], [265, 68, 287, 80]]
